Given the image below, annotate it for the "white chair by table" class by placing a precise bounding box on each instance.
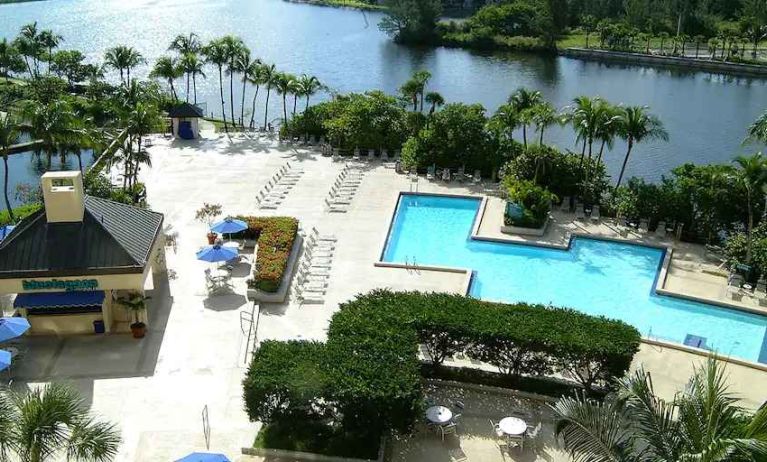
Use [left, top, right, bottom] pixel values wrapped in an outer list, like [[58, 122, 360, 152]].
[[499, 416, 528, 450]]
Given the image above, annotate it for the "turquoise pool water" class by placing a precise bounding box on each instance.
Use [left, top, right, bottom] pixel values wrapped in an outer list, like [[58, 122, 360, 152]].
[[382, 194, 767, 365]]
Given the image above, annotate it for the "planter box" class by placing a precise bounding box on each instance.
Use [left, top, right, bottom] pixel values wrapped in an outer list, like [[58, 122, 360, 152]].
[[501, 216, 550, 237], [241, 435, 386, 462], [247, 235, 303, 303]]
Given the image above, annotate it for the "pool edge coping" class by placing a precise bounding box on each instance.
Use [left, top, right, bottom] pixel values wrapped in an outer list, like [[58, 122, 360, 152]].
[[374, 191, 767, 373]]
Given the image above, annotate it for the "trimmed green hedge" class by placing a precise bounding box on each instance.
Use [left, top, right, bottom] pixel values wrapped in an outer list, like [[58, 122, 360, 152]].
[[238, 216, 298, 293], [243, 290, 641, 451]]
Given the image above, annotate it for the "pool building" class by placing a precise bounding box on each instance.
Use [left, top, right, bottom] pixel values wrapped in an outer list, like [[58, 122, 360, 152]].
[[0, 171, 165, 335]]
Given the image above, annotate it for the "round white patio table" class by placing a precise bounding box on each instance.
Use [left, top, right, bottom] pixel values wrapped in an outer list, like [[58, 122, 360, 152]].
[[425, 406, 452, 424], [499, 417, 527, 436]]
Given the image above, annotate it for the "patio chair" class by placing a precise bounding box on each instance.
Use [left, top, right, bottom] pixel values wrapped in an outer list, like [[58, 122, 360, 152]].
[[456, 166, 466, 182], [655, 221, 667, 238], [442, 168, 451, 181], [439, 422, 457, 441], [575, 204, 585, 221], [368, 148, 375, 159], [427, 165, 436, 180], [639, 218, 650, 233], [381, 150, 390, 161], [454, 401, 465, 410], [447, 447, 468, 462], [489, 420, 505, 438], [590, 205, 601, 222], [353, 148, 361, 160], [559, 196, 571, 213], [473, 169, 482, 184]]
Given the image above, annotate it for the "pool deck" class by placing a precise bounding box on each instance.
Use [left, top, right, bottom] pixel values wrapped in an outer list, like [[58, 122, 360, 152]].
[[5, 130, 766, 461]]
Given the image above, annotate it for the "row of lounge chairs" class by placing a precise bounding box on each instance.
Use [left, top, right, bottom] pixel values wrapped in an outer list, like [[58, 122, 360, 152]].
[[325, 164, 364, 213], [293, 227, 338, 304], [425, 165, 482, 184], [256, 163, 304, 209]]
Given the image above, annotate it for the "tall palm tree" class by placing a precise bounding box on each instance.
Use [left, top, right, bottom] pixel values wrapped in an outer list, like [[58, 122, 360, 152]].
[[509, 88, 543, 148], [594, 103, 622, 165], [149, 56, 182, 101], [298, 74, 322, 112], [425, 91, 444, 116], [530, 102, 559, 145], [274, 72, 296, 124], [289, 77, 302, 118], [553, 358, 767, 462], [23, 99, 79, 165], [202, 39, 230, 132], [488, 103, 519, 145], [180, 52, 205, 104], [746, 110, 767, 145], [222, 35, 246, 127], [399, 79, 420, 112], [615, 105, 668, 188], [412, 70, 432, 112], [235, 50, 259, 128], [14, 22, 41, 78], [169, 33, 201, 102], [0, 383, 121, 462], [123, 47, 144, 87], [246, 62, 265, 129], [733, 153, 767, 263], [104, 46, 144, 86], [260, 63, 277, 129], [0, 114, 20, 222], [38, 29, 63, 74]]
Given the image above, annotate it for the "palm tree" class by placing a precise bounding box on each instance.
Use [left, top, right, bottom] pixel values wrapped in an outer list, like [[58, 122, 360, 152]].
[[289, 77, 302, 118], [149, 56, 182, 100], [246, 62, 265, 129], [747, 110, 767, 145], [180, 52, 205, 104], [260, 63, 277, 130], [0, 114, 19, 222], [425, 91, 444, 116], [38, 29, 63, 73], [412, 70, 432, 112], [236, 50, 259, 128], [169, 33, 201, 102], [399, 79, 420, 112], [509, 88, 543, 147], [0, 383, 121, 462], [594, 102, 622, 165], [570, 96, 604, 164], [222, 35, 246, 127], [104, 46, 144, 86], [694, 34, 705, 58], [123, 47, 144, 87], [530, 102, 558, 145], [659, 31, 670, 54], [298, 74, 322, 112], [0, 38, 25, 82], [23, 99, 79, 165], [553, 358, 767, 462], [202, 39, 229, 132], [733, 153, 767, 263], [615, 105, 668, 188], [274, 72, 296, 124], [488, 103, 519, 145], [14, 22, 41, 78]]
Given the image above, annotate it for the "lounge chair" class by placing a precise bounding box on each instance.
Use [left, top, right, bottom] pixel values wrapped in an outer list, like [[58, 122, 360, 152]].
[[310, 227, 338, 241], [294, 288, 326, 304], [442, 168, 451, 182], [574, 204, 585, 220], [655, 221, 667, 238], [381, 150, 389, 161], [426, 165, 436, 180], [353, 148, 361, 160], [590, 205, 600, 222], [473, 169, 482, 184], [560, 196, 571, 213], [639, 219, 650, 234], [456, 166, 466, 182], [307, 235, 336, 250], [368, 148, 375, 159]]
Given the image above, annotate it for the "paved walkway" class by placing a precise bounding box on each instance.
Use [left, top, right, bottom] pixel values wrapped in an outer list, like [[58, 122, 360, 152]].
[[6, 132, 766, 461]]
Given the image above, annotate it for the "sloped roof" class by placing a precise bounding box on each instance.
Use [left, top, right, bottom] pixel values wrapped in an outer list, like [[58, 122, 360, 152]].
[[167, 102, 203, 118], [0, 196, 163, 279]]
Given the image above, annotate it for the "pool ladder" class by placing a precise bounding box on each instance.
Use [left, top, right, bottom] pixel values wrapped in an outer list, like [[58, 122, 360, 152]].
[[404, 256, 418, 270]]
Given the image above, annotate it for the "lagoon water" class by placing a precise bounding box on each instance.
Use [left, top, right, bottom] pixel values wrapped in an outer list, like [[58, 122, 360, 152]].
[[1, 0, 766, 185]]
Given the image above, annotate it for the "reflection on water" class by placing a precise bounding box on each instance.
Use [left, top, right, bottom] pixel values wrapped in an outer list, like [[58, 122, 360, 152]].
[[0, 0, 765, 183], [2, 150, 95, 207]]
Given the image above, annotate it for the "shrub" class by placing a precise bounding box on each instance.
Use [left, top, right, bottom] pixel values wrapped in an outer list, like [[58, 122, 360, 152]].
[[0, 202, 42, 226], [503, 179, 557, 228], [238, 216, 299, 293]]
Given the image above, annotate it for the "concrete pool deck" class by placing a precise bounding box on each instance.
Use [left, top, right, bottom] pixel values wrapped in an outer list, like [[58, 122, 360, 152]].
[[5, 131, 766, 460]]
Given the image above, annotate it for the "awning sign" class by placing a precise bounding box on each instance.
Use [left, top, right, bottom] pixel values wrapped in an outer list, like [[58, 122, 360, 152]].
[[22, 279, 99, 292]]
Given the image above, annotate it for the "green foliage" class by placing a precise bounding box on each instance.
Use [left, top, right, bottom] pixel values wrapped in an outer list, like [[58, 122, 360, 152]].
[[503, 179, 557, 228], [401, 103, 501, 176], [238, 216, 299, 293], [284, 91, 410, 151], [0, 202, 41, 226], [724, 221, 767, 276], [378, 0, 442, 43], [243, 290, 641, 451], [501, 144, 609, 202]]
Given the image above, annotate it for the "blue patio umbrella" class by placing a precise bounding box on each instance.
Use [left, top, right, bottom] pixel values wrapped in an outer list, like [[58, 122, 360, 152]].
[[196, 244, 238, 263], [175, 453, 230, 462], [0, 349, 10, 372], [210, 218, 247, 235], [0, 225, 15, 242], [0, 317, 30, 343]]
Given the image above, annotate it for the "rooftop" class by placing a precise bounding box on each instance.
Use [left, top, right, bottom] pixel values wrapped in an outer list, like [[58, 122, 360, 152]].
[[167, 102, 204, 118]]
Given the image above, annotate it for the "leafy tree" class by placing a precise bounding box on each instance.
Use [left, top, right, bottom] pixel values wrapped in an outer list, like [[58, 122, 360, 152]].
[[50, 50, 98, 86], [0, 38, 26, 81], [378, 0, 442, 43], [732, 153, 767, 263], [554, 359, 767, 462], [0, 383, 121, 462], [615, 105, 668, 188], [581, 14, 597, 48], [0, 113, 19, 221], [503, 178, 557, 228]]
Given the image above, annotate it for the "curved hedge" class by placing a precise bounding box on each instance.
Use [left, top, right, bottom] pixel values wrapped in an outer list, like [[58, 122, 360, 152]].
[[238, 216, 298, 293], [244, 290, 641, 443]]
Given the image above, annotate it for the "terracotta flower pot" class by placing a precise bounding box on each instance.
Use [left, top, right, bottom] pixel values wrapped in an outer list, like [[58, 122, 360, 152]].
[[130, 322, 146, 339]]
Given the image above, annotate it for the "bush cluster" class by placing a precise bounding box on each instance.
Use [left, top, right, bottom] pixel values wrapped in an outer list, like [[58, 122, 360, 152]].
[[243, 290, 640, 453], [503, 179, 556, 228], [237, 216, 299, 293]]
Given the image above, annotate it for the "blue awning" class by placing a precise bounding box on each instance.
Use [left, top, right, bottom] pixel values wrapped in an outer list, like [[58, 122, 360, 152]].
[[14, 291, 105, 309]]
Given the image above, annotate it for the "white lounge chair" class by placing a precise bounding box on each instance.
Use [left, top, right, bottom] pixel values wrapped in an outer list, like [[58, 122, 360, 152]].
[[310, 227, 338, 241], [575, 204, 585, 220], [639, 219, 650, 234], [560, 196, 571, 213], [473, 169, 482, 184], [590, 205, 600, 222], [656, 221, 667, 238], [442, 168, 451, 182], [427, 165, 436, 181]]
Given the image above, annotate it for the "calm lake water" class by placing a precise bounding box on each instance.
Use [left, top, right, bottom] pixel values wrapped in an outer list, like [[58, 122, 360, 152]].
[[1, 0, 766, 188]]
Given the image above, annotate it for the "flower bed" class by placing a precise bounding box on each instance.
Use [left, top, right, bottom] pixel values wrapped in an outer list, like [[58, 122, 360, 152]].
[[238, 216, 299, 293]]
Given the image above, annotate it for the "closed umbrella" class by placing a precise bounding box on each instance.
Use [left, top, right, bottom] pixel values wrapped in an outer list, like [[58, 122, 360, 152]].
[[175, 453, 230, 462], [0, 349, 10, 372], [196, 244, 238, 263], [210, 218, 247, 235], [0, 317, 30, 343]]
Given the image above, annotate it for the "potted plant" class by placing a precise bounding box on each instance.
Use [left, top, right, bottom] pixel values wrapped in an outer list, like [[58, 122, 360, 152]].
[[118, 294, 151, 339], [195, 203, 223, 244]]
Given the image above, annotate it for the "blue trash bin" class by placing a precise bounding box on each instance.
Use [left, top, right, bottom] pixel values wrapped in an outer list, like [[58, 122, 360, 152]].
[[93, 320, 105, 334]]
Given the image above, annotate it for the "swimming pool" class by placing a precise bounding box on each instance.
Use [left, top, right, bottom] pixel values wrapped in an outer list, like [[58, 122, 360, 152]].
[[382, 194, 767, 365]]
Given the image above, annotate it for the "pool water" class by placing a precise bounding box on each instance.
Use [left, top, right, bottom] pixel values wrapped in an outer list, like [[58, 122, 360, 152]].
[[382, 194, 767, 365]]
